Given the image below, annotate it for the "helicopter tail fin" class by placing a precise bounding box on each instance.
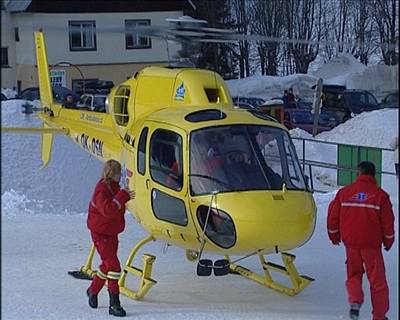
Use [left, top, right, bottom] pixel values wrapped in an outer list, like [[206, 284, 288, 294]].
[[34, 32, 54, 108]]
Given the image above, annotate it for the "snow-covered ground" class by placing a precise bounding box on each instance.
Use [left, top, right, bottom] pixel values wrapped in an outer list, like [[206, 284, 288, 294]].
[[1, 96, 398, 319]]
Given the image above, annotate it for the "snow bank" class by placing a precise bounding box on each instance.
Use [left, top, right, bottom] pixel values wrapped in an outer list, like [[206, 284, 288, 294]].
[[2, 87, 18, 99], [311, 53, 398, 100], [226, 73, 318, 102]]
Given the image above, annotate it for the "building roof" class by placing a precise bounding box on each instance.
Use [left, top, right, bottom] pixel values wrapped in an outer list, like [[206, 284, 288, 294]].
[[5, 0, 32, 12], [6, 0, 186, 13]]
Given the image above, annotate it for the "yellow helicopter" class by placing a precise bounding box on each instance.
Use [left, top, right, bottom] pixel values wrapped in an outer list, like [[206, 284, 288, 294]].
[[3, 31, 317, 300]]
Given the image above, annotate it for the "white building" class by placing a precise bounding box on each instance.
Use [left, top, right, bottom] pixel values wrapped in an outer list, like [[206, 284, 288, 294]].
[[1, 0, 186, 92]]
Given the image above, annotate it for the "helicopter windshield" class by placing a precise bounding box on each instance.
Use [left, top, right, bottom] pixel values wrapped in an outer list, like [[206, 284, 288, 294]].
[[189, 125, 307, 195]]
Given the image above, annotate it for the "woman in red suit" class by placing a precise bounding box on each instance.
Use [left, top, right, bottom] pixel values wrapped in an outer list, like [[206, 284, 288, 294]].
[[86, 159, 135, 317]]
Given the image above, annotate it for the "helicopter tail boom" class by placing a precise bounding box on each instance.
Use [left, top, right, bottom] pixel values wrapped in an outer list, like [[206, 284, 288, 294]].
[[35, 32, 54, 108]]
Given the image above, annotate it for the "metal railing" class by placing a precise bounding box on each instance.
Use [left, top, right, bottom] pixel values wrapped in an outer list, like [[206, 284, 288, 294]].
[[292, 137, 396, 193]]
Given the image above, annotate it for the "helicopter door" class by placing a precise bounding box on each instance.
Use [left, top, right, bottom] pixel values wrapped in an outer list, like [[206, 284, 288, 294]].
[[135, 123, 200, 247]]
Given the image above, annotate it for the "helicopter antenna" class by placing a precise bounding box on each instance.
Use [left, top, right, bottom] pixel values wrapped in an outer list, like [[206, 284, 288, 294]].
[[164, 38, 171, 64]]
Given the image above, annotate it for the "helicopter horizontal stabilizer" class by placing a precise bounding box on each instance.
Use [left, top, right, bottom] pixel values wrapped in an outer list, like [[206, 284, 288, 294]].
[[67, 270, 93, 280]]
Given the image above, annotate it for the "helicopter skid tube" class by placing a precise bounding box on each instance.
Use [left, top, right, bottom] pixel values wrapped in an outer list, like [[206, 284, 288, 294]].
[[118, 235, 157, 300], [228, 253, 314, 296]]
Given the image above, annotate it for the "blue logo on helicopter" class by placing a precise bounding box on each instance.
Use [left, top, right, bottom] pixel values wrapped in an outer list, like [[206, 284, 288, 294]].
[[175, 83, 185, 100]]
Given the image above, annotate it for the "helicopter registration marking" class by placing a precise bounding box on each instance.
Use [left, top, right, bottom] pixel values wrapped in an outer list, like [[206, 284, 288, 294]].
[[76, 133, 104, 157], [80, 113, 103, 124]]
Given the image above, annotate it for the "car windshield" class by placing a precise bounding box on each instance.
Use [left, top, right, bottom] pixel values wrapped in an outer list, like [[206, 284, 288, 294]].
[[292, 111, 313, 124], [190, 125, 307, 195], [344, 91, 378, 112]]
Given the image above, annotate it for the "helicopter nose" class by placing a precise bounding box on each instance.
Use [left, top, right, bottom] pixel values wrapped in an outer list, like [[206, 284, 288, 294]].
[[197, 191, 316, 255]]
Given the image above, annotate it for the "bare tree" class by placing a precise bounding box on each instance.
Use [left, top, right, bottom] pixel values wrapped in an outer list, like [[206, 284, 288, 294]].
[[351, 0, 376, 65], [373, 0, 398, 65], [231, 0, 251, 78], [284, 0, 322, 73], [251, 0, 284, 75]]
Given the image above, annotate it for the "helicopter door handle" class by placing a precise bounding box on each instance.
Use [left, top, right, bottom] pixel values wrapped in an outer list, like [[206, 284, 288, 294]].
[[146, 179, 150, 190]]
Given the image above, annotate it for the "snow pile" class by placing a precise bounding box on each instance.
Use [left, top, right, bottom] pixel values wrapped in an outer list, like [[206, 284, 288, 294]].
[[311, 53, 366, 85], [346, 64, 398, 100], [290, 108, 398, 193], [317, 108, 398, 148], [1, 87, 18, 99], [226, 73, 318, 102], [311, 53, 398, 100]]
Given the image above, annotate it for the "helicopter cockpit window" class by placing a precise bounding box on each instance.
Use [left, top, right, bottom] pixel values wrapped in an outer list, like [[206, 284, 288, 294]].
[[150, 129, 183, 191], [137, 127, 148, 175], [189, 125, 307, 195], [114, 86, 130, 126]]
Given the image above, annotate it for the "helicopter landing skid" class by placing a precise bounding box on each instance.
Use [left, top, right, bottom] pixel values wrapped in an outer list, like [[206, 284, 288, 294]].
[[68, 243, 97, 280], [228, 252, 314, 296], [118, 235, 157, 300]]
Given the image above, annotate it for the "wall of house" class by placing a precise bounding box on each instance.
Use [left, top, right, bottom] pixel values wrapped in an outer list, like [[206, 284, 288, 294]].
[[11, 10, 182, 90], [16, 61, 168, 90], [14, 11, 182, 65], [1, 10, 17, 88]]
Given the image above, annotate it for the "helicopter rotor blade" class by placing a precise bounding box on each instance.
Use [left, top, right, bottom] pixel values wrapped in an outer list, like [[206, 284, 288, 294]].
[[25, 22, 398, 50]]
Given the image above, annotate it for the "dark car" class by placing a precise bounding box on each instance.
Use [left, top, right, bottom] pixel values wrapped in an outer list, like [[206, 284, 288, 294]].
[[320, 85, 380, 123], [294, 100, 338, 128], [379, 92, 398, 109], [1, 93, 7, 101], [284, 108, 331, 134], [16, 86, 80, 103]]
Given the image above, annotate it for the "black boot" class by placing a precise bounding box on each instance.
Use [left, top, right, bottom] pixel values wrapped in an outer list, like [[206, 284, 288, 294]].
[[349, 303, 360, 320], [108, 290, 126, 317], [87, 288, 98, 309]]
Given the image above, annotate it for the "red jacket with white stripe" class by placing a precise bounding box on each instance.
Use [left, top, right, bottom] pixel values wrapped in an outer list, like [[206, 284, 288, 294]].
[[87, 179, 130, 236], [327, 175, 395, 249]]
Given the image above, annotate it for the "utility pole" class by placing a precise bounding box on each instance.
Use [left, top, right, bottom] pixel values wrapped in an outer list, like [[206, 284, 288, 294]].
[[311, 78, 323, 137]]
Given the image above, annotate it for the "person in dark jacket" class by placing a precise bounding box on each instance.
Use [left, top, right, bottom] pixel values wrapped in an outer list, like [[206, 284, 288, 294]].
[[327, 161, 394, 320], [86, 159, 135, 317]]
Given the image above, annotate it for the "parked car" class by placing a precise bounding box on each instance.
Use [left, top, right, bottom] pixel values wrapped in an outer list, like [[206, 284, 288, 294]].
[[379, 92, 398, 109], [294, 100, 338, 128], [16, 86, 80, 104], [76, 93, 107, 112], [320, 85, 380, 123], [283, 108, 332, 134], [1, 93, 7, 101]]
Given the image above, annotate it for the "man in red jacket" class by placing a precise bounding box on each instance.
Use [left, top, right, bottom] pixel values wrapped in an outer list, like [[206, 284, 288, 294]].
[[86, 159, 135, 317], [327, 161, 395, 320]]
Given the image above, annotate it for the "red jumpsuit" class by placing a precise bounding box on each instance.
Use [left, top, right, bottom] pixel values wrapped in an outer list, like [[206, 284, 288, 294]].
[[327, 175, 395, 320], [87, 179, 130, 294]]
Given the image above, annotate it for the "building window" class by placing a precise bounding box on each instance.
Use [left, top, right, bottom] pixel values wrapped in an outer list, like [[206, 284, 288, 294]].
[[1, 47, 9, 67], [69, 21, 96, 51], [125, 19, 151, 49]]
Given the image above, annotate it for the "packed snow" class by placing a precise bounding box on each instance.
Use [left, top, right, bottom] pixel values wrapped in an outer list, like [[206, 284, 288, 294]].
[[1, 93, 398, 319]]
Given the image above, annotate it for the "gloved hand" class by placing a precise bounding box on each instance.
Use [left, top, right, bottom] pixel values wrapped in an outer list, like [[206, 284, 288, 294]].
[[383, 238, 394, 251], [329, 233, 340, 245]]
